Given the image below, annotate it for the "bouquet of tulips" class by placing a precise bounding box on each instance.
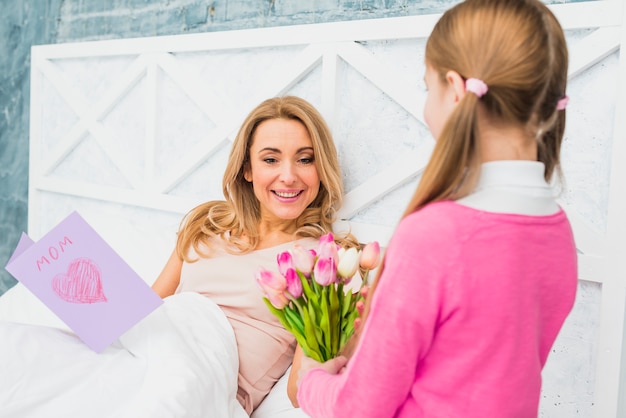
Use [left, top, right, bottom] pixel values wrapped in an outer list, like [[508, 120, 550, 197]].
[[256, 233, 381, 362]]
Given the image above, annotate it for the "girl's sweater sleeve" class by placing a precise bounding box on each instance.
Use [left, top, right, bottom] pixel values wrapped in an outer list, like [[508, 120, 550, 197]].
[[297, 208, 455, 417]]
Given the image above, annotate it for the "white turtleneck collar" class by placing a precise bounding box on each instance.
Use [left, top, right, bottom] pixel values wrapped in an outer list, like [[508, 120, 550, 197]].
[[455, 160, 560, 216]]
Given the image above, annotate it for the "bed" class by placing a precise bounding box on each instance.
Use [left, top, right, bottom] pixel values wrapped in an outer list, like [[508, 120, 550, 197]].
[[1, 2, 625, 416]]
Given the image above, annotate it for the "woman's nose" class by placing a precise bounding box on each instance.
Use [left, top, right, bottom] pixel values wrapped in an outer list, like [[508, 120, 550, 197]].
[[279, 162, 297, 184]]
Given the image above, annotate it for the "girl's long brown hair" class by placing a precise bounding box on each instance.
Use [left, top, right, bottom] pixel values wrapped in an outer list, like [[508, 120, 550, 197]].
[[343, 0, 569, 357]]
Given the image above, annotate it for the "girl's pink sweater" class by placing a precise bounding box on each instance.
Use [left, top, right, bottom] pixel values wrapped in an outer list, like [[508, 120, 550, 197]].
[[297, 201, 577, 418]]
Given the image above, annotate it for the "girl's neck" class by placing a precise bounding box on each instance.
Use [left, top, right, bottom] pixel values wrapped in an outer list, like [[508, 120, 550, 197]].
[[477, 110, 537, 163]]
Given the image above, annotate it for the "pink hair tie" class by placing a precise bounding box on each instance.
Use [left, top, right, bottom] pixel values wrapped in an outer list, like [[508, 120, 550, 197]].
[[556, 95, 569, 110], [465, 78, 488, 98]]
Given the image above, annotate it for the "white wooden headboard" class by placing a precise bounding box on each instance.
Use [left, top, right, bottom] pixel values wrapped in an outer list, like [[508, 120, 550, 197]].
[[27, 1, 626, 416]]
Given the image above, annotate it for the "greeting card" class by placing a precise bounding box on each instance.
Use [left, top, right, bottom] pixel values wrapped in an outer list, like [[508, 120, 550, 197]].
[[5, 211, 163, 352]]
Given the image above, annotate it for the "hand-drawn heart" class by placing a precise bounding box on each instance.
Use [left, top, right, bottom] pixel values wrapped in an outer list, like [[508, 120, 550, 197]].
[[52, 258, 108, 304]]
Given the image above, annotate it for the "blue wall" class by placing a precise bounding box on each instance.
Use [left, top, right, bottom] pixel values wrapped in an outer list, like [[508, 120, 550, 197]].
[[0, 0, 459, 296], [1, 1, 63, 295]]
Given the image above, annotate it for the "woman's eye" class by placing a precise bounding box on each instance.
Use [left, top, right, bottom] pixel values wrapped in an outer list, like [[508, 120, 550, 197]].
[[263, 158, 278, 164], [299, 157, 314, 165]]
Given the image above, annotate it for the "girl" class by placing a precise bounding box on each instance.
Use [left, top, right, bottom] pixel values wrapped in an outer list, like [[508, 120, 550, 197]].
[[292, 1, 577, 417]]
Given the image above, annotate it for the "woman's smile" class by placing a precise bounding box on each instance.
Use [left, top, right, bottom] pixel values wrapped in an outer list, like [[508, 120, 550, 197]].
[[273, 190, 303, 199]]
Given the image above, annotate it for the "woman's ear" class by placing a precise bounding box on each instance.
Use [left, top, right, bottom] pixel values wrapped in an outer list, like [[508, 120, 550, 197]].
[[446, 70, 467, 104], [243, 164, 252, 182]]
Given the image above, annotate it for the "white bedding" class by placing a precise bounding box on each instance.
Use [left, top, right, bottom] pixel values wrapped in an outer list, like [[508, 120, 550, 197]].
[[0, 287, 308, 418]]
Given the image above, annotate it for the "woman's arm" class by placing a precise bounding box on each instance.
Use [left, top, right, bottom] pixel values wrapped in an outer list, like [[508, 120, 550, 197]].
[[287, 345, 303, 407], [151, 249, 183, 298]]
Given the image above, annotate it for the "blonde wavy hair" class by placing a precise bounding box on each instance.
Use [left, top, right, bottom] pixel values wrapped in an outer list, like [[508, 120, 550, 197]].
[[176, 96, 357, 261]]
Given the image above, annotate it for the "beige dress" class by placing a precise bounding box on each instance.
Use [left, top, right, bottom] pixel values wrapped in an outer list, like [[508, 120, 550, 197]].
[[175, 236, 318, 414]]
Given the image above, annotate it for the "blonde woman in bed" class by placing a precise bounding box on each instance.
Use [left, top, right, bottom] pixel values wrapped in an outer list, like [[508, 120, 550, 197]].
[[151, 95, 358, 415]]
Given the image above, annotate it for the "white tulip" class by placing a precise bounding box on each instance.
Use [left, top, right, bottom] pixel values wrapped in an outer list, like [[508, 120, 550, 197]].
[[336, 247, 360, 279]]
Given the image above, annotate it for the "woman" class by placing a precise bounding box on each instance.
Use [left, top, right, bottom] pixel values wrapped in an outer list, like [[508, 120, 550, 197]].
[[152, 95, 358, 414]]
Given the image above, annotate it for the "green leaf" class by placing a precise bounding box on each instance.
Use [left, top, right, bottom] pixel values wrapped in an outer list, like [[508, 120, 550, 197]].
[[329, 284, 340, 355], [292, 332, 316, 361], [301, 274, 319, 305], [301, 304, 322, 361], [284, 306, 304, 336], [339, 291, 360, 351], [341, 289, 354, 318], [262, 298, 289, 328], [319, 287, 332, 358], [306, 299, 317, 324]]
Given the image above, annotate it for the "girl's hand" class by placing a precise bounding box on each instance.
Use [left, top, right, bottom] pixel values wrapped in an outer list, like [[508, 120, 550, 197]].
[[289, 347, 348, 407], [296, 354, 348, 389]]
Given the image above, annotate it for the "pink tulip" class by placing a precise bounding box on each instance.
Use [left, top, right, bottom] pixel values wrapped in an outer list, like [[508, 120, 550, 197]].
[[265, 287, 289, 309], [277, 251, 293, 277], [319, 232, 334, 246], [256, 267, 289, 309], [291, 244, 315, 276], [313, 256, 337, 286], [256, 267, 287, 292], [317, 233, 339, 265], [285, 268, 303, 298], [359, 241, 381, 270]]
